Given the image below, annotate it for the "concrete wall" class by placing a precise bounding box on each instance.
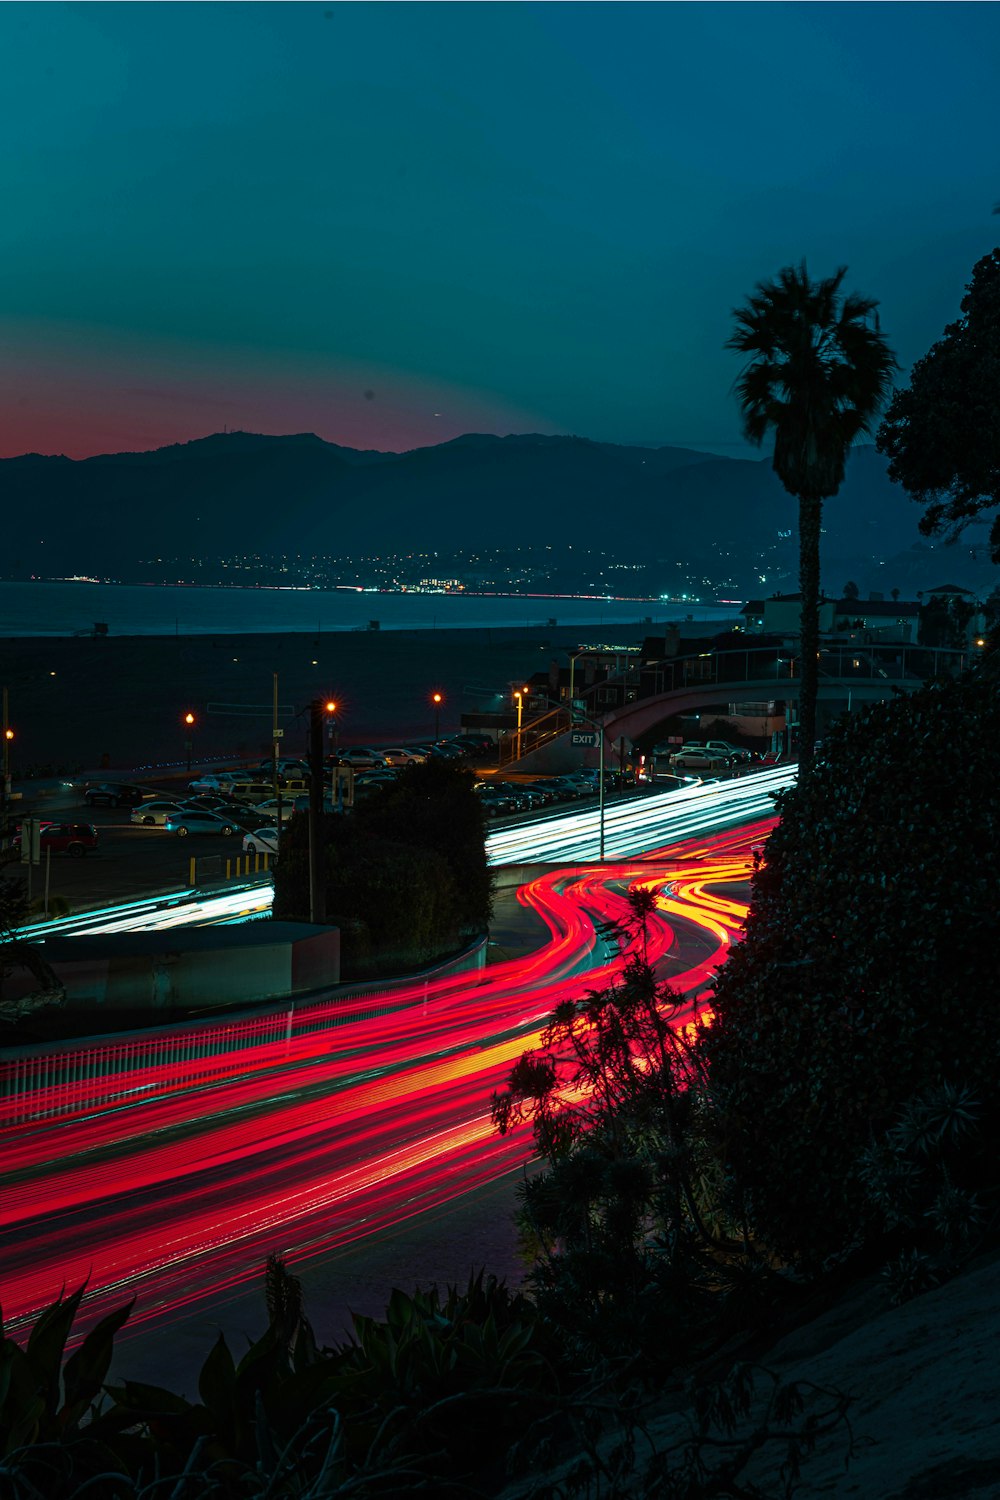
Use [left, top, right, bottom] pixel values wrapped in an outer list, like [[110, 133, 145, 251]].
[[26, 922, 341, 1012]]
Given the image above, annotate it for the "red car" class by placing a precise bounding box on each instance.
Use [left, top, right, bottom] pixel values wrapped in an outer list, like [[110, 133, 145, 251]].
[[15, 822, 99, 858]]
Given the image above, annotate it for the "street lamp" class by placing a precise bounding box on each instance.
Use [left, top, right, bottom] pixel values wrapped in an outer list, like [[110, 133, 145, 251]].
[[513, 686, 529, 761], [324, 700, 338, 751], [182, 711, 195, 773], [1, 689, 13, 836], [534, 690, 608, 861], [431, 691, 443, 740]]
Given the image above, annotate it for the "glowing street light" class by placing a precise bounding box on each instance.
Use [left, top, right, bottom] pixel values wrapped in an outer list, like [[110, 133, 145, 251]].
[[431, 690, 443, 740], [513, 685, 529, 761], [182, 711, 196, 773]]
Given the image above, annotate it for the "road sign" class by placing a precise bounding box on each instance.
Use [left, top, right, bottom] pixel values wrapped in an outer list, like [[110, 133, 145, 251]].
[[20, 818, 40, 865], [570, 730, 599, 748]]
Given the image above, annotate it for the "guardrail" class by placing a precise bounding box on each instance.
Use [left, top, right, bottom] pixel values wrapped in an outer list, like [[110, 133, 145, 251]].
[[634, 642, 971, 699], [0, 936, 487, 1129]]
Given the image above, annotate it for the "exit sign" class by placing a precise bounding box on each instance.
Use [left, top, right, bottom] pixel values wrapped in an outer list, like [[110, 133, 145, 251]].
[[570, 730, 599, 748]]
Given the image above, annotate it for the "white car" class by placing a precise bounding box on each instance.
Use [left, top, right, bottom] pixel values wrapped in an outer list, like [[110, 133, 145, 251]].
[[243, 826, 279, 856], [668, 745, 730, 771], [254, 798, 297, 823], [189, 772, 254, 793], [130, 800, 186, 827], [380, 747, 428, 765]]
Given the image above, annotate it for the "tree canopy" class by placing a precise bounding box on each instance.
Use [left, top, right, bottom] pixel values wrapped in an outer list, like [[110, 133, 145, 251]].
[[700, 660, 1000, 1266], [728, 262, 896, 769], [877, 247, 1000, 559], [272, 758, 492, 978]]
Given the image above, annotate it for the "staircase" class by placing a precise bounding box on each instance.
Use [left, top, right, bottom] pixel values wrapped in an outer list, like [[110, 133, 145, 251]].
[[497, 706, 573, 769]]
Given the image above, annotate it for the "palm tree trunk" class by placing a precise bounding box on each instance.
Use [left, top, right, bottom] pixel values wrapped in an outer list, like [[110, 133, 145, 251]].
[[797, 494, 822, 772]]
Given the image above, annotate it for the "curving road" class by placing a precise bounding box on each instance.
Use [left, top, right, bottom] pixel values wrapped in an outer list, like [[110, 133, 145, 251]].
[[0, 814, 773, 1338]]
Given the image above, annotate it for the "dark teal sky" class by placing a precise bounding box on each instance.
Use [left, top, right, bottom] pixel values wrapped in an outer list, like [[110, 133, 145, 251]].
[[2, 1, 999, 457]]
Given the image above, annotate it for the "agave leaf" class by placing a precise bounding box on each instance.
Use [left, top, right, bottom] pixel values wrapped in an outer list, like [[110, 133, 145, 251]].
[[61, 1297, 136, 1428]]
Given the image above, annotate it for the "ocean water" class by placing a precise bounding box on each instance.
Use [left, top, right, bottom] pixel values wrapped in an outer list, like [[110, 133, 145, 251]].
[[0, 580, 740, 638]]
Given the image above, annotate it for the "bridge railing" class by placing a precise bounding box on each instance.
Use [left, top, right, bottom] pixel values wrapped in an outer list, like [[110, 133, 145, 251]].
[[634, 643, 971, 700]]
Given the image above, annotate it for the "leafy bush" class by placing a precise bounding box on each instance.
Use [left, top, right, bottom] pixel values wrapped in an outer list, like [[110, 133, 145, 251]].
[[273, 760, 492, 978], [700, 667, 1000, 1267], [492, 895, 775, 1372]]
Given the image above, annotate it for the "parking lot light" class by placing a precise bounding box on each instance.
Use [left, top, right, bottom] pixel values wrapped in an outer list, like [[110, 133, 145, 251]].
[[182, 711, 196, 773]]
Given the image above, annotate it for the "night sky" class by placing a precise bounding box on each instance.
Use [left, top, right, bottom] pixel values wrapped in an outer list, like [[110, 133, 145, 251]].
[[3, 1, 999, 459]]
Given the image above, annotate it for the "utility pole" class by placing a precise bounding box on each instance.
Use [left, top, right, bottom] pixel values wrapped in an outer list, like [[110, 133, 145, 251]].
[[272, 672, 283, 832], [308, 698, 326, 924], [1, 687, 11, 840]]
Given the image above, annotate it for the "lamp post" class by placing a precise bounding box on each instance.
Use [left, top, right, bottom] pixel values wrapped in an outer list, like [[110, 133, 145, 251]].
[[182, 711, 195, 773], [513, 687, 528, 761], [431, 691, 443, 740], [536, 690, 607, 861], [1, 689, 12, 838]]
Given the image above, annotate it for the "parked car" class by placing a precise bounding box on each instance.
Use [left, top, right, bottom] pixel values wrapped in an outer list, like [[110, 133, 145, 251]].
[[446, 733, 496, 757], [243, 826, 280, 856], [189, 773, 252, 793], [84, 782, 144, 808], [15, 821, 99, 858], [257, 758, 309, 776], [380, 747, 428, 765], [326, 748, 388, 770], [131, 800, 186, 827], [225, 781, 275, 805], [669, 745, 730, 771], [277, 777, 310, 798], [164, 812, 240, 837], [182, 794, 236, 813], [254, 798, 298, 824], [703, 739, 753, 765], [520, 779, 559, 804], [474, 784, 520, 817]]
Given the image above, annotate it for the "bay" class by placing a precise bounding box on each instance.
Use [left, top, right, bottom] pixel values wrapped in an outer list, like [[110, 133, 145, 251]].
[[0, 580, 740, 639]]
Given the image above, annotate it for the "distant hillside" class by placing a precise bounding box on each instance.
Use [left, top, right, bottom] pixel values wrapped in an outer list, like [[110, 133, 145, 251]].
[[0, 429, 972, 593]]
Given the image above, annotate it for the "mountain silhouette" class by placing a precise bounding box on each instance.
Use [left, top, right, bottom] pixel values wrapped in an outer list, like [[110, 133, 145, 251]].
[[0, 429, 939, 589]]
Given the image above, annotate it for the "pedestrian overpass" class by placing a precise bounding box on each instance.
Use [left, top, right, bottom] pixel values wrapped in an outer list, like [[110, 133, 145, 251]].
[[503, 643, 970, 769], [604, 642, 969, 745]]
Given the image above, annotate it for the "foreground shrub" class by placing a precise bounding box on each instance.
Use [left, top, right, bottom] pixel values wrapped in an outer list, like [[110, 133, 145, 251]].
[[700, 668, 1000, 1268]]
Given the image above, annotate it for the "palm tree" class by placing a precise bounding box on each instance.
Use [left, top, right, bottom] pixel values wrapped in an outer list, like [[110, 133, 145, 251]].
[[727, 263, 895, 770]]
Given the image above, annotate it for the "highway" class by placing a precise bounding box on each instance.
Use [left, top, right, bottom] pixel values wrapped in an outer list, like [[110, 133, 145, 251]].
[[0, 809, 776, 1338], [20, 766, 793, 937]]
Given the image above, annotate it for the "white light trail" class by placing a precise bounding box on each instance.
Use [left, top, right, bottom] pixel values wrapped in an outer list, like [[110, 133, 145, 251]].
[[485, 766, 795, 865], [30, 770, 795, 937]]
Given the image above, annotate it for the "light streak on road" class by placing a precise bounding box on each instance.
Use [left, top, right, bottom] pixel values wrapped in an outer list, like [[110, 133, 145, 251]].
[[22, 769, 792, 937], [0, 819, 774, 1337]]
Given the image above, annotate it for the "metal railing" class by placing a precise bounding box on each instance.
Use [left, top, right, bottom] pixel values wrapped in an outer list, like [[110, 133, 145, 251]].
[[497, 705, 573, 768], [634, 643, 971, 701]]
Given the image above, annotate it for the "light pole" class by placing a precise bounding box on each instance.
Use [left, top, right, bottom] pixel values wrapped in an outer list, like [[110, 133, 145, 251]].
[[513, 687, 527, 761], [182, 711, 195, 773], [1, 689, 12, 838], [537, 690, 607, 861], [431, 690, 443, 740]]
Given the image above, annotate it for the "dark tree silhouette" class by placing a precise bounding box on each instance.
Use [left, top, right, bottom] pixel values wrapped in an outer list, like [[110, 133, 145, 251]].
[[877, 247, 1000, 561], [728, 263, 896, 770]]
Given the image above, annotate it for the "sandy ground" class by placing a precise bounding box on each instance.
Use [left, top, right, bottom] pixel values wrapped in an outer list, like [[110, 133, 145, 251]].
[[1, 620, 680, 772]]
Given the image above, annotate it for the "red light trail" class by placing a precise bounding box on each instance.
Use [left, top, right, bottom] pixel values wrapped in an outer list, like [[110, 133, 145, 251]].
[[0, 820, 773, 1337]]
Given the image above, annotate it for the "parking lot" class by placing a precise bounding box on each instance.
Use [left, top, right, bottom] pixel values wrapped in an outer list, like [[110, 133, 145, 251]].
[[6, 776, 275, 915], [5, 755, 703, 920]]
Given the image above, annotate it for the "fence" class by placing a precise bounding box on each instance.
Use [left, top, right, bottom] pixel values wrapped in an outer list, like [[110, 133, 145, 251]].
[[0, 937, 487, 1129]]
